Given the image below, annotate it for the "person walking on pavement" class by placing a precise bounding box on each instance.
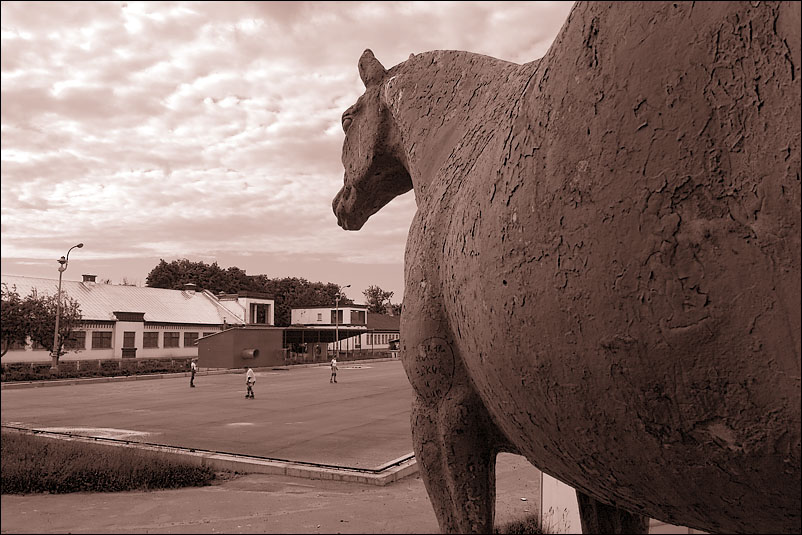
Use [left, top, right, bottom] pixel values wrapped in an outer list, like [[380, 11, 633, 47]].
[[245, 367, 256, 398], [330, 357, 338, 383], [190, 359, 198, 387]]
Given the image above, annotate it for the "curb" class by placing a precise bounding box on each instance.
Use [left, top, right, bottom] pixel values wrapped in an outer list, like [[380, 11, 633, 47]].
[[1, 426, 419, 487], [0, 370, 234, 390]]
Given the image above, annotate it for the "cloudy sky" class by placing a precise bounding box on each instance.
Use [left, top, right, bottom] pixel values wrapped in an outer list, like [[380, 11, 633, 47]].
[[1, 1, 574, 304]]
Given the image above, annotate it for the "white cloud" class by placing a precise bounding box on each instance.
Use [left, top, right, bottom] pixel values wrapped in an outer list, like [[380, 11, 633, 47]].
[[1, 0, 574, 299]]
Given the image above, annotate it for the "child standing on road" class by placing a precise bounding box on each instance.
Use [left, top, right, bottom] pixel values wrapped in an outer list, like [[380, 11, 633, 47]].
[[330, 358, 338, 383], [245, 367, 255, 398], [190, 359, 197, 388]]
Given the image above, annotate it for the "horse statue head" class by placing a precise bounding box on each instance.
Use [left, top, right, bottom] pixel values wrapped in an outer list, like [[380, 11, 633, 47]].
[[332, 49, 412, 231]]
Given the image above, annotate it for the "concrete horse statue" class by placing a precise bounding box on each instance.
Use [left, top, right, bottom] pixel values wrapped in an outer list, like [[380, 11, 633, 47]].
[[333, 2, 800, 533]]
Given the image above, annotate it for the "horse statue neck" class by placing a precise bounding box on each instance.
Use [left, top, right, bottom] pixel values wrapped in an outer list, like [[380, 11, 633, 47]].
[[382, 50, 538, 205]]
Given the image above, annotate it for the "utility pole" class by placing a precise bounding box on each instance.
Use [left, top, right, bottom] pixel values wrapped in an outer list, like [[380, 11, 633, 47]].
[[51, 243, 83, 371], [334, 284, 350, 358]]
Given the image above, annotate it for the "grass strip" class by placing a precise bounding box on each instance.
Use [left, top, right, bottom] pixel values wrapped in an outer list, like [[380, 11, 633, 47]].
[[1, 430, 217, 494]]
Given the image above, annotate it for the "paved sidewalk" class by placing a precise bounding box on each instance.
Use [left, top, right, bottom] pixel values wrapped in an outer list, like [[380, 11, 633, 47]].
[[0, 453, 543, 534]]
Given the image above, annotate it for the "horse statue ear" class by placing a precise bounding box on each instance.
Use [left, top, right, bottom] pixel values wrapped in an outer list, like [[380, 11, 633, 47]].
[[359, 49, 387, 87]]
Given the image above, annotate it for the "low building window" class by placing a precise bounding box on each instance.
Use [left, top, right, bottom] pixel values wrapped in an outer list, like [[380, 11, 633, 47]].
[[64, 331, 86, 350], [184, 332, 199, 347], [250, 303, 271, 324], [92, 331, 113, 349], [164, 332, 180, 348], [143, 332, 159, 348], [350, 310, 366, 325], [123, 331, 135, 348]]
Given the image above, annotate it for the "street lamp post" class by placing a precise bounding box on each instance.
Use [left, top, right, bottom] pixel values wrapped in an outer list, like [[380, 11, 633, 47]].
[[334, 284, 350, 359], [51, 243, 83, 371]]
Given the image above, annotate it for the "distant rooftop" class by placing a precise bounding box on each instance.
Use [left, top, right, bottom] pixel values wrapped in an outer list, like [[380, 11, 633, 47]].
[[1, 274, 244, 326], [217, 290, 274, 300], [294, 303, 368, 309], [367, 314, 400, 331]]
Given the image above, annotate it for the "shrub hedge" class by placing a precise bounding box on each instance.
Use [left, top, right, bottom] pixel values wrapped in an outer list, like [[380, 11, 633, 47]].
[[0, 357, 193, 382]]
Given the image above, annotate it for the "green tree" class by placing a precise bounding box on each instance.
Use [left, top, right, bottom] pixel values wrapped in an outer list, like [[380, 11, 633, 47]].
[[25, 289, 83, 363], [0, 284, 82, 361], [363, 285, 396, 314], [145, 259, 249, 293], [1, 283, 26, 357]]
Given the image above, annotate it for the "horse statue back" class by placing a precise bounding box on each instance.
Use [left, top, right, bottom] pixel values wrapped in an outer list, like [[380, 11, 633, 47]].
[[333, 2, 801, 533]]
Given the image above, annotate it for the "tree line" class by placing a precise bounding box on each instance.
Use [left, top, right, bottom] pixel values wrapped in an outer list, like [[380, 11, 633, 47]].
[[144, 259, 400, 325]]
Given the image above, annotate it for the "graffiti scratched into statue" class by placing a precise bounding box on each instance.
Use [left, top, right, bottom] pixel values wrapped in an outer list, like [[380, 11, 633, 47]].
[[333, 2, 800, 534]]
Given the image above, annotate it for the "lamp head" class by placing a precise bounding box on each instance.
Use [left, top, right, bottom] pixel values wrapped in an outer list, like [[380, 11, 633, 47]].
[[76, 243, 84, 248]]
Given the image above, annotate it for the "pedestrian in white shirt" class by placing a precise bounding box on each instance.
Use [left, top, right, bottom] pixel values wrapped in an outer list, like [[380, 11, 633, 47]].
[[330, 358, 338, 383], [245, 367, 255, 398], [190, 359, 198, 388]]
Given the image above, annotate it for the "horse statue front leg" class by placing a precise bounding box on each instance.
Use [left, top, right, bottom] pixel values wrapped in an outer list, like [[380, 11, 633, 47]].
[[402, 248, 510, 533]]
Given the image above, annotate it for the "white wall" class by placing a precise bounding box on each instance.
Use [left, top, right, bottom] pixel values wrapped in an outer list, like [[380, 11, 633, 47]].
[[240, 297, 275, 325], [540, 473, 582, 533], [292, 308, 330, 325], [114, 320, 142, 358], [292, 306, 367, 326]]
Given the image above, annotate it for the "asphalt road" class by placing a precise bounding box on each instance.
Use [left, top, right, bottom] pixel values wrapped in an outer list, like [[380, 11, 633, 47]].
[[1, 360, 414, 469]]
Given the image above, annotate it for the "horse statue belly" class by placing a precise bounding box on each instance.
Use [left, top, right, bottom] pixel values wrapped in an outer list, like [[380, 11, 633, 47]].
[[334, 2, 800, 533]]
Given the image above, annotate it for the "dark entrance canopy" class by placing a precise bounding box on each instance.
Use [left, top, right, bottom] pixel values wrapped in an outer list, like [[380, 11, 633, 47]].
[[282, 325, 366, 345]]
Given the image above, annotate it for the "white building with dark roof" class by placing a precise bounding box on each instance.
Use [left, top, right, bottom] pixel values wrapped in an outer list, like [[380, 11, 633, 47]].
[[1, 274, 274, 363]]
